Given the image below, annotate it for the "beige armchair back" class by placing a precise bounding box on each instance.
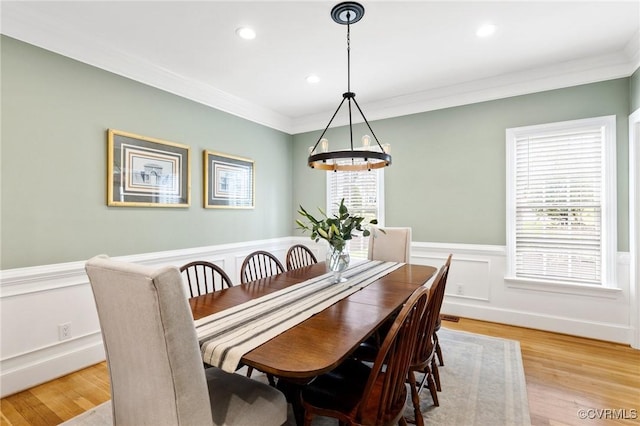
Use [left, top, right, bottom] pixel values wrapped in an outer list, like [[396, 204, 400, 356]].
[[85, 255, 287, 426], [367, 226, 412, 263]]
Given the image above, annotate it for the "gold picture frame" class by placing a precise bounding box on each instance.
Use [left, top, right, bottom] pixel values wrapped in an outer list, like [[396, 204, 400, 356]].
[[107, 129, 191, 207], [203, 150, 255, 209]]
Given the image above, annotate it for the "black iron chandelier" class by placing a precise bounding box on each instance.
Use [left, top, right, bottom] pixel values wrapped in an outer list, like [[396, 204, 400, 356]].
[[307, 1, 392, 172]]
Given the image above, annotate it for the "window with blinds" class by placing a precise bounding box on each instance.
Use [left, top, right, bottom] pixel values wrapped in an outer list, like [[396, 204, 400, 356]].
[[506, 116, 616, 286], [326, 169, 384, 258]]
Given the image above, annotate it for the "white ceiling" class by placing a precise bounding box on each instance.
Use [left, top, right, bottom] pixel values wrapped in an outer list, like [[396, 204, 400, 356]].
[[2, 1, 639, 134]]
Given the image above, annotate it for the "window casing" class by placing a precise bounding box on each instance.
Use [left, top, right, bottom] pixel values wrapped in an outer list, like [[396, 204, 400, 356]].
[[506, 116, 616, 287], [326, 169, 384, 258]]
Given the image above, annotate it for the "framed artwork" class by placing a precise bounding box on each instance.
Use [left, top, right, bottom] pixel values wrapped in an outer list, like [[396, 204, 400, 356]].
[[107, 129, 190, 207], [204, 150, 255, 209]]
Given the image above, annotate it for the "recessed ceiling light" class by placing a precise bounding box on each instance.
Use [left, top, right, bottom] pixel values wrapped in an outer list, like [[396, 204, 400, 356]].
[[306, 74, 320, 84], [476, 23, 496, 38], [236, 27, 256, 40]]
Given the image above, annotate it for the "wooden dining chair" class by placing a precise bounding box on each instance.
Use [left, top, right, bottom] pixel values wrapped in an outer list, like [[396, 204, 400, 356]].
[[301, 285, 429, 426], [180, 260, 232, 297], [240, 250, 285, 284], [285, 244, 318, 271], [433, 255, 453, 367], [84, 255, 287, 426], [407, 255, 452, 423], [240, 250, 284, 383], [368, 226, 412, 263], [351, 256, 452, 425]]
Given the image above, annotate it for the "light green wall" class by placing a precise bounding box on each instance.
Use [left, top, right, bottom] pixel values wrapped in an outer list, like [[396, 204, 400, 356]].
[[631, 67, 640, 113], [293, 79, 630, 250], [1, 36, 293, 269], [2, 35, 632, 269]]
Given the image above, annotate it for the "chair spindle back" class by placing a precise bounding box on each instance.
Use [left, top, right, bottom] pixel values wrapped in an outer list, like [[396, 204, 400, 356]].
[[358, 286, 428, 425], [180, 260, 232, 297], [285, 244, 318, 271], [240, 250, 285, 284]]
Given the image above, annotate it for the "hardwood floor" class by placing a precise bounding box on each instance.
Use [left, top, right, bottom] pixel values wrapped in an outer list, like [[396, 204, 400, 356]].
[[443, 318, 640, 426], [1, 363, 110, 426], [1, 318, 638, 425]]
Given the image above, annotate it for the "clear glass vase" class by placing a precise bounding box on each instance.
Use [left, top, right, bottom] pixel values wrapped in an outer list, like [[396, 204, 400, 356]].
[[327, 245, 350, 283]]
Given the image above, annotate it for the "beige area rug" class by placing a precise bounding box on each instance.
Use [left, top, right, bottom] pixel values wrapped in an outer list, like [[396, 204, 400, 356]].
[[61, 328, 530, 425]]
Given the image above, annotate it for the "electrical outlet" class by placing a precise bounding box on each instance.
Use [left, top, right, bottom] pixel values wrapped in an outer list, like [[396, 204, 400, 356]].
[[58, 322, 71, 341], [456, 284, 464, 295]]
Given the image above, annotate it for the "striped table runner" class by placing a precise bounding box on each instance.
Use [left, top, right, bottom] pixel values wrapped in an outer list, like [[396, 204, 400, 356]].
[[194, 260, 404, 373]]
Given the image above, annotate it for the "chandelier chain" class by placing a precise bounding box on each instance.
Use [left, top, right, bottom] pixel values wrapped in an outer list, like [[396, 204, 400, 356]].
[[347, 12, 351, 93], [346, 12, 354, 151]]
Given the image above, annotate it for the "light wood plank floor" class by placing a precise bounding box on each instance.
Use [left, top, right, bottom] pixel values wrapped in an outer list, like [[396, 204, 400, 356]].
[[1, 317, 638, 425], [443, 318, 640, 426]]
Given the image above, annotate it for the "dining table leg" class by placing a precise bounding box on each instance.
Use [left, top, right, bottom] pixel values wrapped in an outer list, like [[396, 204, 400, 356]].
[[276, 377, 308, 426]]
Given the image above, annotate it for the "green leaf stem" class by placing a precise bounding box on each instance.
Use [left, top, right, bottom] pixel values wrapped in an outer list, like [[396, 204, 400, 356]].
[[296, 198, 379, 253]]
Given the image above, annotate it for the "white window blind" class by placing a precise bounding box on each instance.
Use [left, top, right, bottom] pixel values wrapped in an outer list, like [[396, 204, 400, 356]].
[[506, 116, 616, 286], [327, 169, 384, 258]]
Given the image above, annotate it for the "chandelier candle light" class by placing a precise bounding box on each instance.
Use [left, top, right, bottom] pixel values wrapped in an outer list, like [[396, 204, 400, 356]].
[[307, 1, 392, 172]]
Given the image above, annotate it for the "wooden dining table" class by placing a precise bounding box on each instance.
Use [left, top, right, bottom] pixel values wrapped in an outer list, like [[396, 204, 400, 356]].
[[190, 260, 436, 424]]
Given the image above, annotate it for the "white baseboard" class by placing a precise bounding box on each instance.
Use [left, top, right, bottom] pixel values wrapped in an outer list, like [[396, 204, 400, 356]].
[[0, 237, 296, 398], [1, 332, 105, 397], [441, 301, 632, 345]]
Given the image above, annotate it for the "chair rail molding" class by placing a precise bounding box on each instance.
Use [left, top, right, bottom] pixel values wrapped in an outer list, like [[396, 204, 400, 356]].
[[409, 242, 632, 345], [0, 237, 633, 398], [0, 237, 295, 398]]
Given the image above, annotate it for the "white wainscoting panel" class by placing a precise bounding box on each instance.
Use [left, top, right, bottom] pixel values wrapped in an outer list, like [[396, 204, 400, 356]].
[[0, 237, 295, 398], [0, 237, 633, 398], [411, 242, 631, 345]]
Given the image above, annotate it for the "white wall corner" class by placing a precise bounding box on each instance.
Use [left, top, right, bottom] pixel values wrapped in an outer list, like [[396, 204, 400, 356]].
[[628, 108, 640, 349]]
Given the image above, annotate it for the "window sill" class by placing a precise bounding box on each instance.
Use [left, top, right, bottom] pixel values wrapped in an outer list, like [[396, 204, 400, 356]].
[[504, 277, 622, 299]]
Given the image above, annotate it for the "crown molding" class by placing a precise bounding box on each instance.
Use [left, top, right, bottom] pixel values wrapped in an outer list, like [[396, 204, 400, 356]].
[[624, 29, 640, 73], [291, 50, 636, 134], [0, 2, 294, 133], [2, 2, 637, 136]]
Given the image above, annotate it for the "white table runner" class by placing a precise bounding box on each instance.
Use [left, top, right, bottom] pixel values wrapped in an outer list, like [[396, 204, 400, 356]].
[[194, 260, 403, 373]]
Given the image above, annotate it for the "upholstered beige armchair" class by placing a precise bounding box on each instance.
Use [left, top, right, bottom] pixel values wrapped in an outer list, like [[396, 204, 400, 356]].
[[367, 226, 412, 263], [85, 255, 287, 426]]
